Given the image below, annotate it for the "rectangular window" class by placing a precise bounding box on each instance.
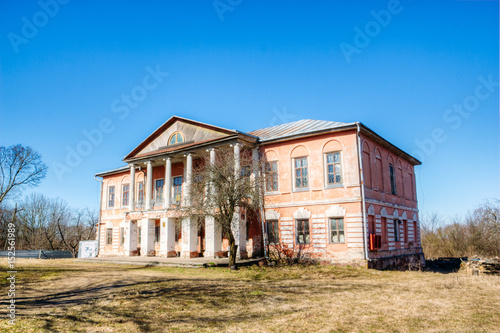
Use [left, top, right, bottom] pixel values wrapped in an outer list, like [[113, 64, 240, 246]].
[[329, 218, 345, 243], [122, 184, 129, 206], [326, 152, 342, 185], [155, 226, 160, 243], [240, 165, 251, 177], [266, 220, 279, 244], [246, 220, 250, 241], [403, 220, 408, 243], [294, 157, 308, 189], [296, 219, 310, 244], [106, 228, 113, 245], [138, 182, 144, 203], [155, 179, 164, 201], [173, 176, 183, 204], [390, 164, 397, 195], [137, 227, 141, 245], [119, 227, 125, 246], [394, 219, 399, 242], [413, 221, 418, 242], [381, 217, 388, 244], [265, 161, 279, 192], [108, 186, 115, 207], [175, 226, 181, 243]]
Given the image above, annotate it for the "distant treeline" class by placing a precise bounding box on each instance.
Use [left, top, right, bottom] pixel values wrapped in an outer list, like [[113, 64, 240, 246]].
[[0, 193, 97, 258], [421, 200, 500, 259]]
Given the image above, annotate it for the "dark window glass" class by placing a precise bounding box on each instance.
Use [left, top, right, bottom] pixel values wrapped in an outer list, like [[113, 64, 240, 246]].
[[326, 152, 342, 185], [330, 218, 345, 243], [390, 164, 397, 195], [106, 228, 113, 245], [265, 161, 279, 191], [108, 186, 115, 207], [122, 185, 129, 206], [266, 220, 279, 244], [296, 219, 310, 244], [294, 158, 308, 189]]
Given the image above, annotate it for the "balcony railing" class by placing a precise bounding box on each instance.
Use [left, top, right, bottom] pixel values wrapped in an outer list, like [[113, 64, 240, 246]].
[[152, 198, 164, 207], [135, 200, 144, 210]]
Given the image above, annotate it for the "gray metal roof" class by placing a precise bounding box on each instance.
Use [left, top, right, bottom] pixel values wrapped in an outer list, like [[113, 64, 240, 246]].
[[249, 119, 355, 142], [95, 165, 129, 177]]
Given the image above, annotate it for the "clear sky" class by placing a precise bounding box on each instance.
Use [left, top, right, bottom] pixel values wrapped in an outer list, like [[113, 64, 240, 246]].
[[0, 0, 498, 221]]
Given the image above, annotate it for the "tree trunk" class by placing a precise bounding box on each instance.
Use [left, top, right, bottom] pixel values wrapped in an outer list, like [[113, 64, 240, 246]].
[[228, 233, 238, 268]]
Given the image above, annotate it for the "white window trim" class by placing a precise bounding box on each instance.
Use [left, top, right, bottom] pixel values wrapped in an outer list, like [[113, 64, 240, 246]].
[[328, 217, 346, 244], [323, 151, 344, 189], [292, 156, 309, 192], [172, 176, 183, 205], [154, 178, 165, 201], [136, 181, 145, 205], [264, 160, 280, 195], [121, 183, 130, 208], [107, 186, 115, 209]]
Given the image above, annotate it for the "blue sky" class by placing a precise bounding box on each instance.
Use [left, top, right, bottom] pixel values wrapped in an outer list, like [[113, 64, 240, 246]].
[[0, 0, 498, 221]]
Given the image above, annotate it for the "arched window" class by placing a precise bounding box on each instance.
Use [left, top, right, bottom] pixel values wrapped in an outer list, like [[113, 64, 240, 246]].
[[168, 132, 184, 145]]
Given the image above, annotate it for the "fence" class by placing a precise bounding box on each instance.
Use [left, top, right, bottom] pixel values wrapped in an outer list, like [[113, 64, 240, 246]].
[[0, 250, 73, 259]]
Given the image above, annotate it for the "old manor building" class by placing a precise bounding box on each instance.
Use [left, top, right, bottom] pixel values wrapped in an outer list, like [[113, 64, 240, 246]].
[[95, 116, 424, 268]]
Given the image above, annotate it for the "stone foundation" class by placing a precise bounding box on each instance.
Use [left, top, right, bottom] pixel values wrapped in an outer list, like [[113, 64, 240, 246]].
[[368, 252, 425, 270]]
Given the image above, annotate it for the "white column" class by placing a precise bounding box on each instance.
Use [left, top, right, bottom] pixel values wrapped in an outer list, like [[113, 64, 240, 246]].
[[181, 153, 197, 257], [124, 220, 137, 256], [160, 217, 176, 257], [251, 147, 259, 184], [234, 143, 241, 178], [185, 153, 192, 206], [164, 158, 171, 208], [129, 165, 136, 211], [140, 218, 155, 256], [145, 161, 153, 210], [205, 148, 222, 257], [181, 217, 198, 258], [232, 143, 247, 258]]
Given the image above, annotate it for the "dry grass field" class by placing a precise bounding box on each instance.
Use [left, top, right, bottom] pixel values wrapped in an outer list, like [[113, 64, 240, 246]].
[[1, 259, 499, 333]]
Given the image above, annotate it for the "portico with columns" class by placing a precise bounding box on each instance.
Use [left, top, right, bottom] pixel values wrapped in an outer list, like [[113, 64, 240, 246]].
[[99, 116, 259, 258]]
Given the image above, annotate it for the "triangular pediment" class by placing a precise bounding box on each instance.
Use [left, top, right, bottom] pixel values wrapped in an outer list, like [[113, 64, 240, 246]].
[[124, 116, 237, 161]]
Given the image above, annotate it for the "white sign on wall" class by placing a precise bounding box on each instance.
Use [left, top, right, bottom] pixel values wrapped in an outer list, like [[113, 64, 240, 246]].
[[78, 240, 98, 258]]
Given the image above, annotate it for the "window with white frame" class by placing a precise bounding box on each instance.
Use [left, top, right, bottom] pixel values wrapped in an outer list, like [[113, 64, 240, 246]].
[[266, 220, 279, 244], [325, 152, 342, 186], [394, 219, 400, 242], [265, 161, 278, 192], [119, 227, 125, 246], [137, 182, 144, 204], [108, 186, 115, 208], [296, 219, 310, 244], [329, 218, 345, 243], [155, 179, 164, 201], [389, 164, 397, 195], [173, 176, 182, 204], [106, 228, 113, 245], [294, 157, 308, 189], [168, 131, 184, 145], [122, 184, 129, 206]]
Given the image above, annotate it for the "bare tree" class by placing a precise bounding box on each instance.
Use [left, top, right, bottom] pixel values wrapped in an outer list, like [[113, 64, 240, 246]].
[[0, 145, 48, 204], [57, 208, 98, 257], [181, 146, 263, 268], [421, 200, 500, 258]]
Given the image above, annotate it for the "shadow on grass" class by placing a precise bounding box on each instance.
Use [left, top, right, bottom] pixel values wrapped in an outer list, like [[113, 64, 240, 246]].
[[9, 266, 379, 332]]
